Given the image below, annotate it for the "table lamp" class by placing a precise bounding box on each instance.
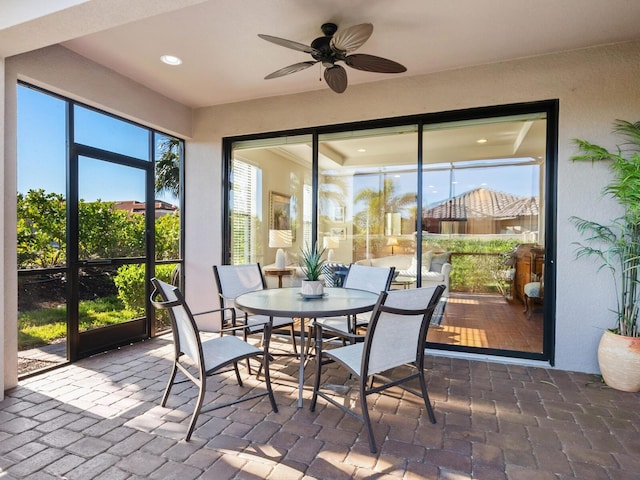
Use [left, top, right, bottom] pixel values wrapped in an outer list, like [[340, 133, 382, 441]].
[[323, 236, 340, 262], [269, 230, 292, 268], [386, 236, 399, 255]]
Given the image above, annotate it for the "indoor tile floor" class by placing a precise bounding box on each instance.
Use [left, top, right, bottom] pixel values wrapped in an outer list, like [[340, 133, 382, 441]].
[[2, 335, 639, 479]]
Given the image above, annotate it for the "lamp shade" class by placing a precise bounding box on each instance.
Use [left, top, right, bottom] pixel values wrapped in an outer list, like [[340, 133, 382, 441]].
[[386, 236, 399, 247], [269, 230, 292, 248]]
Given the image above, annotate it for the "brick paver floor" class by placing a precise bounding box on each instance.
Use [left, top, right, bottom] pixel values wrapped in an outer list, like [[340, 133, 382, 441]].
[[1, 334, 639, 479]]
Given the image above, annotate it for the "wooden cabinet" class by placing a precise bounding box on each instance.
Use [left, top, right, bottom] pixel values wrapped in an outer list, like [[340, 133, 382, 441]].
[[514, 244, 544, 304]]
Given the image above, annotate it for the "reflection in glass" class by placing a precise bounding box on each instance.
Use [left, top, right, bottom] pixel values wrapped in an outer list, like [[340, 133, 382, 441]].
[[230, 135, 312, 268], [226, 111, 549, 357]]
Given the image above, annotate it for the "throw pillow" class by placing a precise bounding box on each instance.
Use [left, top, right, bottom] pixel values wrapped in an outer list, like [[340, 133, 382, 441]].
[[422, 250, 434, 272], [430, 252, 451, 273], [406, 256, 418, 276]]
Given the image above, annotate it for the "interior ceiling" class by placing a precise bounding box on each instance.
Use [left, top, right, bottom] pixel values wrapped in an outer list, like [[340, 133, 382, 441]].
[[245, 118, 547, 169], [43, 0, 640, 108]]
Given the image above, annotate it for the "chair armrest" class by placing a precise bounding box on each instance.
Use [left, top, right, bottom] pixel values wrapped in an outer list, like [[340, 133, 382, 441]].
[[193, 306, 235, 317], [314, 322, 365, 343], [193, 306, 241, 332], [441, 262, 452, 277]]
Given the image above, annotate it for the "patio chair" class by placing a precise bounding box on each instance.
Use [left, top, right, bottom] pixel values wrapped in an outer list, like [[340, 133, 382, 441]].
[[310, 285, 446, 453], [314, 264, 395, 337], [150, 278, 278, 441], [213, 263, 298, 357], [523, 265, 544, 319]]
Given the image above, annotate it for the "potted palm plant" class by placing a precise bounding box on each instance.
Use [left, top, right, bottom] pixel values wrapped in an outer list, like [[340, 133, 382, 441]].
[[571, 119, 640, 392], [299, 243, 327, 298]]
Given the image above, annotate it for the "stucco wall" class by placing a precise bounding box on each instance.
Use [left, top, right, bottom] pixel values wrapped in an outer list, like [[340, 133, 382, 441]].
[[187, 41, 640, 374]]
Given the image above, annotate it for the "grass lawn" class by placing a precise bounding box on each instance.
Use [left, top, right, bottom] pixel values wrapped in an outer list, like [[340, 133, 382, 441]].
[[18, 295, 138, 350]]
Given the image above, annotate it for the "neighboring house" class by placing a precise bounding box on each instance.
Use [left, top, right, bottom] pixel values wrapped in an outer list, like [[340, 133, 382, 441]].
[[423, 188, 539, 237], [114, 200, 178, 218]]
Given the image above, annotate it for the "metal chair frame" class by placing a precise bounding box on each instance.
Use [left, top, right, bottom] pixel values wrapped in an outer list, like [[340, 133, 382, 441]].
[[310, 285, 445, 453], [150, 278, 278, 441]]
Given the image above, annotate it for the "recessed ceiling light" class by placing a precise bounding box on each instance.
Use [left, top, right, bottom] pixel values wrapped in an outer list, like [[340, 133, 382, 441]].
[[161, 55, 182, 66], [476, 138, 488, 144], [357, 148, 367, 153]]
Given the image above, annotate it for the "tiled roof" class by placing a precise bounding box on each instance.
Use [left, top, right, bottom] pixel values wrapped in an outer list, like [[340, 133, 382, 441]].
[[424, 188, 537, 220]]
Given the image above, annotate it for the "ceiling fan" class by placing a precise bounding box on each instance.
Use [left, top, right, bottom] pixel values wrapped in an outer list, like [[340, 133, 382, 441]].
[[258, 22, 407, 94]]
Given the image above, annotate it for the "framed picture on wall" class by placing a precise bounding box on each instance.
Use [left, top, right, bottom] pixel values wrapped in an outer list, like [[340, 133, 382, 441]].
[[270, 192, 291, 230], [330, 227, 346, 239]]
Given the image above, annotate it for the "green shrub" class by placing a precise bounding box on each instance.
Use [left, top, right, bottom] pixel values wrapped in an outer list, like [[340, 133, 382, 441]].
[[113, 264, 176, 315], [424, 237, 519, 293]]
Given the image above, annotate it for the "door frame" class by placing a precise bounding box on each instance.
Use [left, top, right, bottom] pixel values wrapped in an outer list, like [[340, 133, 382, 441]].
[[67, 143, 156, 361]]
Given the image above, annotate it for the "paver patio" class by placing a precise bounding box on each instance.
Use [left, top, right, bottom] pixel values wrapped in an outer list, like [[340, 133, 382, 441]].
[[1, 334, 639, 479]]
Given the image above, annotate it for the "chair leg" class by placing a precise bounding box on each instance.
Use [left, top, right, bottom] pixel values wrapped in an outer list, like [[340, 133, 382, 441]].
[[160, 362, 178, 407], [185, 376, 206, 442], [289, 323, 299, 355], [233, 362, 243, 386], [244, 328, 253, 375], [262, 353, 278, 413], [418, 369, 436, 424], [359, 376, 377, 454]]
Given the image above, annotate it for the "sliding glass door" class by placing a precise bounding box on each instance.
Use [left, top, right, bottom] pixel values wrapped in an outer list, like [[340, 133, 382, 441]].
[[223, 100, 557, 362]]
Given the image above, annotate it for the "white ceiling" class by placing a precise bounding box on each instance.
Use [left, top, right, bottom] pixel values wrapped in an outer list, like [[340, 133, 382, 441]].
[[3, 0, 640, 108]]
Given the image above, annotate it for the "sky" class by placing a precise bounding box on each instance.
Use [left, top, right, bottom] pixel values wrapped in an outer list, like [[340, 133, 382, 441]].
[[17, 85, 178, 206]]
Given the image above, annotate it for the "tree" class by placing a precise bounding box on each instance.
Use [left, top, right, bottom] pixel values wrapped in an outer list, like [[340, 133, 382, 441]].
[[353, 177, 416, 235], [17, 189, 66, 268], [155, 136, 180, 198]]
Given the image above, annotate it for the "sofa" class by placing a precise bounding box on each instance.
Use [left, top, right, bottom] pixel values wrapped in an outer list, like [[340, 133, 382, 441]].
[[355, 252, 452, 295]]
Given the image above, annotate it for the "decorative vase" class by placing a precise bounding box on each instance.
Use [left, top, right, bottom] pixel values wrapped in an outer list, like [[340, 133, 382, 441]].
[[597, 330, 640, 392], [301, 280, 324, 297]]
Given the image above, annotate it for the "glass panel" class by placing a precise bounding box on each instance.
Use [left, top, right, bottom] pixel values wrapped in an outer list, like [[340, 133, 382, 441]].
[[18, 271, 67, 374], [79, 265, 144, 332], [154, 133, 181, 261], [422, 115, 547, 353], [17, 86, 67, 269], [74, 105, 150, 160], [17, 86, 69, 374], [230, 135, 312, 283], [319, 127, 419, 275], [78, 156, 146, 260]]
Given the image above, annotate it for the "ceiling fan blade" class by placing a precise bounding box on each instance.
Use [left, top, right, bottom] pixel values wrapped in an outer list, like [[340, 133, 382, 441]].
[[265, 61, 318, 79], [258, 34, 319, 55], [330, 23, 373, 53], [345, 54, 407, 73], [324, 65, 348, 93]]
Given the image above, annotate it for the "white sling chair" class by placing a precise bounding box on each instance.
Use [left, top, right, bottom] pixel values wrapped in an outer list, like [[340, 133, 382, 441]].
[[310, 285, 445, 453], [150, 278, 278, 441]]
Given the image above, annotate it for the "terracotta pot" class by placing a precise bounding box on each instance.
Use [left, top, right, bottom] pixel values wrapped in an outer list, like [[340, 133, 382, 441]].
[[597, 330, 640, 392]]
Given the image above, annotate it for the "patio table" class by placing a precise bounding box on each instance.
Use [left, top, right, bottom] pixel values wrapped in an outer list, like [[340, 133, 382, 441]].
[[234, 287, 379, 407]]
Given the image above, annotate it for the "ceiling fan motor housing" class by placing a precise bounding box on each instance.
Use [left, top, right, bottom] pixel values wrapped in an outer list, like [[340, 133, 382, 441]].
[[311, 23, 339, 66]]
